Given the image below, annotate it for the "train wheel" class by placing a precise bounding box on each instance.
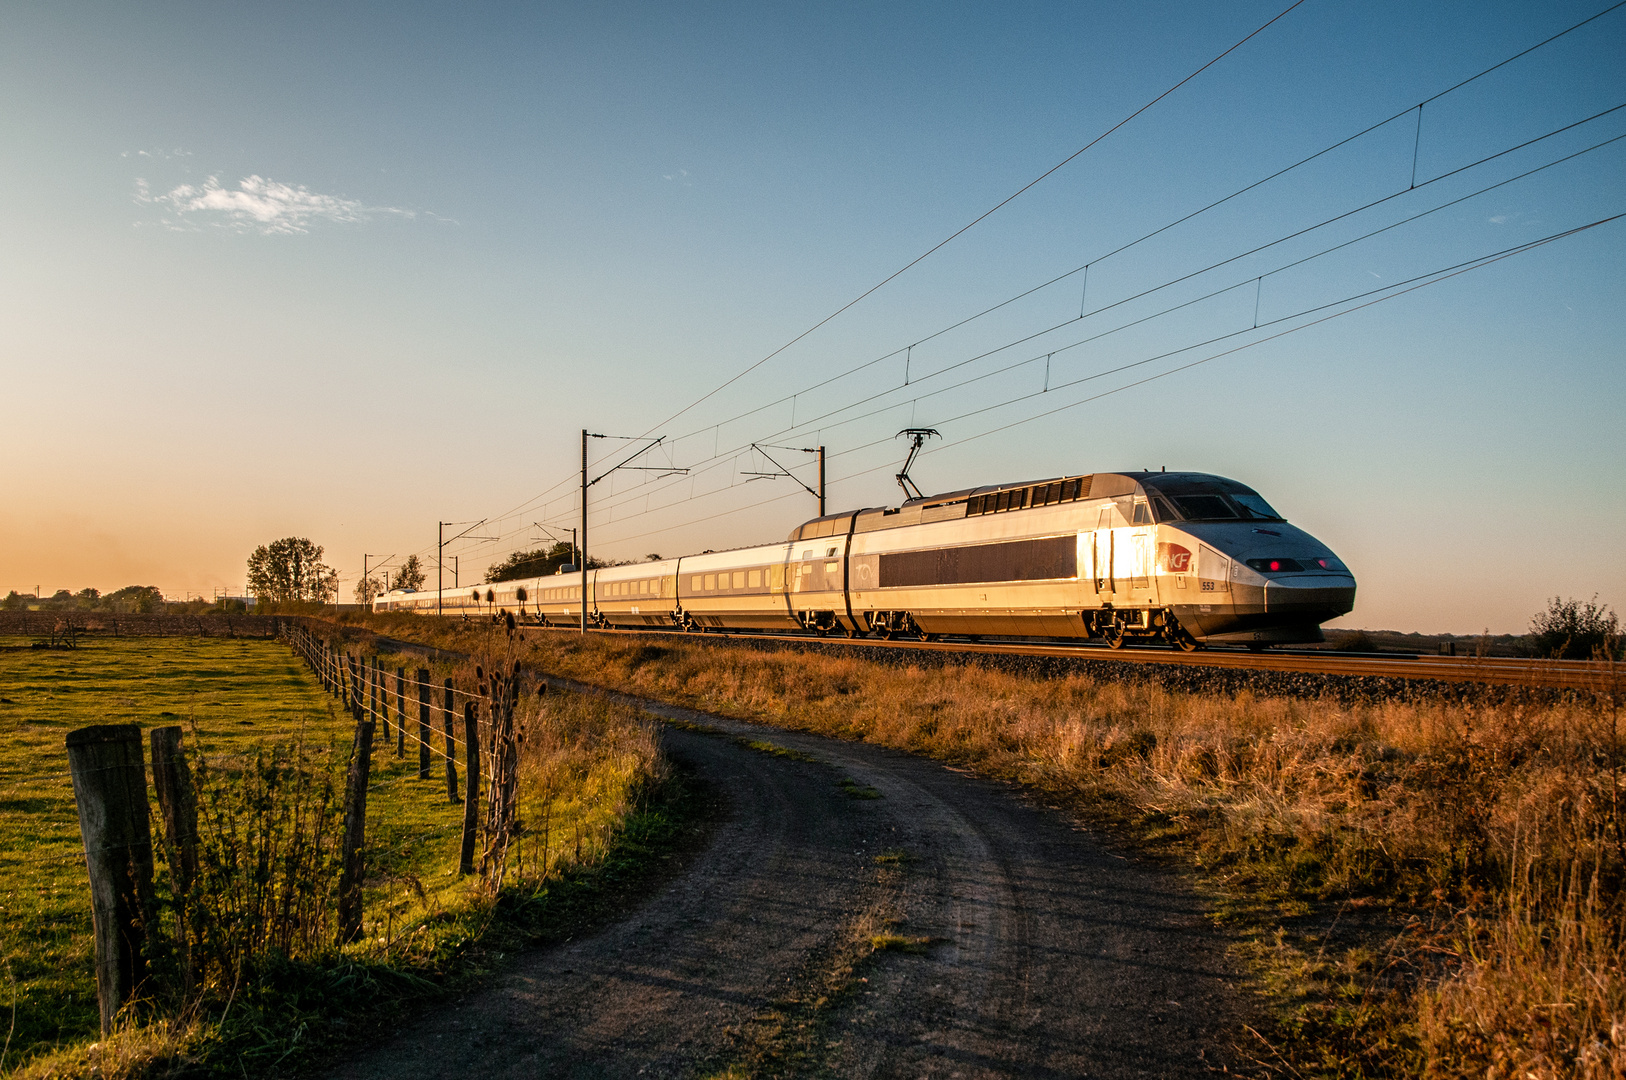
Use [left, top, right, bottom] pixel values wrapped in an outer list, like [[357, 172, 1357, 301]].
[[1104, 625, 1127, 649], [1172, 632, 1199, 653]]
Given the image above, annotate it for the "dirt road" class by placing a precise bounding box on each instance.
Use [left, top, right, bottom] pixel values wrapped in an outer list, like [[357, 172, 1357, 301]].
[[331, 692, 1253, 1078]]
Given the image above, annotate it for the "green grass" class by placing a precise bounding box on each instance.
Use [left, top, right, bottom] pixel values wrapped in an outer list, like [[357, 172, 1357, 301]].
[[836, 777, 881, 800], [0, 636, 345, 1066], [0, 637, 491, 1072]]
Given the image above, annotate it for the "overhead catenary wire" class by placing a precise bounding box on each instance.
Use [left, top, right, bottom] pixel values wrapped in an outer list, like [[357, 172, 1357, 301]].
[[408, 2, 1626, 572], [637, 0, 1312, 440], [416, 1, 1318, 560], [591, 212, 1624, 548], [498, 98, 1626, 558], [548, 115, 1626, 544]]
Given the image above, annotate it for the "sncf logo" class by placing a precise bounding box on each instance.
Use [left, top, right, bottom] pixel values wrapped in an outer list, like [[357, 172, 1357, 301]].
[[1157, 543, 1193, 573]]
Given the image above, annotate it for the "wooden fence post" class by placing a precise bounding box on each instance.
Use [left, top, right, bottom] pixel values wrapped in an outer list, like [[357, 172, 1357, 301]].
[[395, 667, 406, 758], [458, 701, 480, 876], [65, 724, 156, 1035], [416, 669, 432, 779], [336, 717, 375, 944], [443, 678, 458, 803], [149, 727, 197, 893], [370, 657, 386, 743], [149, 725, 197, 988]]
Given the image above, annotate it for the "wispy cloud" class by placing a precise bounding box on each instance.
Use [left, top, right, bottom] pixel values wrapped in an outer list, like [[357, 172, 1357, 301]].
[[134, 174, 412, 234]]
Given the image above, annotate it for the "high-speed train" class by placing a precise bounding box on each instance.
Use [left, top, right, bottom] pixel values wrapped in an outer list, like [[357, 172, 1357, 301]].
[[376, 471, 1356, 650]]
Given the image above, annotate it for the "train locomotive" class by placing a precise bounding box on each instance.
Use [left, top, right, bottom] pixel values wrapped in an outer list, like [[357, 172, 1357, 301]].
[[377, 471, 1356, 650]]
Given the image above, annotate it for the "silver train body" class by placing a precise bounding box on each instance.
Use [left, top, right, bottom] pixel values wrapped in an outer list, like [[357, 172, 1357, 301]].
[[377, 472, 1356, 649]]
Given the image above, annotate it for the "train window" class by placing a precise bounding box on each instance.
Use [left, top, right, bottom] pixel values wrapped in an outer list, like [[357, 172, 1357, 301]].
[[704, 574, 716, 591], [747, 569, 761, 588], [690, 576, 702, 591], [880, 536, 1076, 587], [1232, 494, 1283, 521], [1132, 501, 1151, 525], [732, 571, 745, 589], [1170, 494, 1237, 520], [826, 547, 837, 558]]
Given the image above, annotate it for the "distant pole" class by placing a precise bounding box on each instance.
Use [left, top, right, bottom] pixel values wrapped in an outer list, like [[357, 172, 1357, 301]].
[[437, 522, 444, 619], [817, 445, 826, 516], [580, 428, 588, 635], [66, 724, 156, 1035]]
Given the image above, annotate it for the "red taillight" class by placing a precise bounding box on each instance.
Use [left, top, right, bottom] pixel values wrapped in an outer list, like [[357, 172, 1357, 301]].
[[1268, 560, 1283, 571]]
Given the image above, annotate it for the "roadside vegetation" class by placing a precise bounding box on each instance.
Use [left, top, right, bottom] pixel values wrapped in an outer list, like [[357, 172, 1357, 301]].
[[356, 606, 1623, 1079], [0, 632, 676, 1079]]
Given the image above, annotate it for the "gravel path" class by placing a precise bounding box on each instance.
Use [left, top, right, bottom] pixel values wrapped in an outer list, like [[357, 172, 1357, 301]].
[[328, 686, 1253, 1078]]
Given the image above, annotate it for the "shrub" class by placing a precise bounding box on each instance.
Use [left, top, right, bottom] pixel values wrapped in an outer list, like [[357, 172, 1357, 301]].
[[1528, 596, 1621, 660]]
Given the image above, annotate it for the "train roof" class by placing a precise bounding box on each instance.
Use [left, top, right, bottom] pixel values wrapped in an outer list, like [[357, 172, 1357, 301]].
[[785, 471, 1263, 540]]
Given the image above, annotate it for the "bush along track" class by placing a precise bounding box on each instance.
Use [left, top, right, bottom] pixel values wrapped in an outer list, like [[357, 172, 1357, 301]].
[[338, 613, 1625, 1080]]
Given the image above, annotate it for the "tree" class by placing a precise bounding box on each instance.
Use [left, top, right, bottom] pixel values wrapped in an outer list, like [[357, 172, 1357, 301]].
[[104, 586, 164, 614], [394, 554, 426, 592], [485, 542, 594, 583], [247, 538, 337, 603], [1, 591, 26, 611], [1528, 595, 1621, 660], [354, 576, 385, 606]]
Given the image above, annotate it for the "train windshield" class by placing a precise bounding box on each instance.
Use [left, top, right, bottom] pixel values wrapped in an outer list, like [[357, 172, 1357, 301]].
[[1162, 493, 1283, 522], [1142, 476, 1284, 522]]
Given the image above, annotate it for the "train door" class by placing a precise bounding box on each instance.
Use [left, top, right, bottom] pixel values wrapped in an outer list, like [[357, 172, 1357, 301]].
[[1130, 497, 1158, 605], [1093, 507, 1116, 597]]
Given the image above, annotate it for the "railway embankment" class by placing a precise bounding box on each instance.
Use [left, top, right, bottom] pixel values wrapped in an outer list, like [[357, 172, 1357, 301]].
[[342, 613, 1625, 1079]]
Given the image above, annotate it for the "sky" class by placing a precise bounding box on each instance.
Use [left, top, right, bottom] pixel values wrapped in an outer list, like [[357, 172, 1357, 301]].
[[1, 0, 1622, 633]]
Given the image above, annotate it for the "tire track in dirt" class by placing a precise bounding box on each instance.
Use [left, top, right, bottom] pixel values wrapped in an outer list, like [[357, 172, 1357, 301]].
[[329, 655, 1254, 1078]]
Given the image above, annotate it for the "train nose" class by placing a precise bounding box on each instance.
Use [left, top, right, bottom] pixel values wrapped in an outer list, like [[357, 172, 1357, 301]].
[[1264, 575, 1356, 618]]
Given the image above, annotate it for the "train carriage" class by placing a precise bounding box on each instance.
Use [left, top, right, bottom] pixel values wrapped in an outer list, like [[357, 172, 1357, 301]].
[[593, 560, 680, 628], [530, 575, 586, 627], [677, 545, 798, 631]]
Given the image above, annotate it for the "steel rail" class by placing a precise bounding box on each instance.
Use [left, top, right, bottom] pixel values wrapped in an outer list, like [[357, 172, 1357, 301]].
[[527, 624, 1620, 691]]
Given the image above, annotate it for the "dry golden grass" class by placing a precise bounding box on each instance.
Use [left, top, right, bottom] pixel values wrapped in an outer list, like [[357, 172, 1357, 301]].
[[349, 614, 1623, 1077]]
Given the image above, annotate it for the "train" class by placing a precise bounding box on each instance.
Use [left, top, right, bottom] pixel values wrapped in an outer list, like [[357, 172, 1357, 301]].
[[375, 470, 1356, 650]]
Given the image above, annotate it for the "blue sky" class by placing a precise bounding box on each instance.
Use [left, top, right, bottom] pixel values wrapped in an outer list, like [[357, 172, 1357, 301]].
[[2, 0, 1622, 631]]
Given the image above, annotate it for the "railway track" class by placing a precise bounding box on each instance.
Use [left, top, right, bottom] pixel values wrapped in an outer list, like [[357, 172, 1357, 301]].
[[556, 625, 1621, 691]]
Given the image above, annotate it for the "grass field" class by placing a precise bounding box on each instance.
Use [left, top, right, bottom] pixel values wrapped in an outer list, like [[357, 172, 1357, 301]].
[[0, 632, 666, 1077], [0, 635, 345, 1064]]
